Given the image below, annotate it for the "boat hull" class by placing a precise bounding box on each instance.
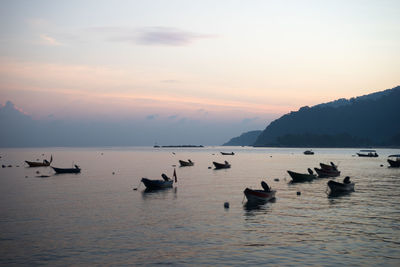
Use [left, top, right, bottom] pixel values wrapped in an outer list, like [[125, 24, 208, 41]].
[[314, 167, 340, 178], [327, 180, 354, 192], [52, 167, 81, 174], [213, 161, 231, 169], [244, 188, 276, 202], [357, 153, 378, 157], [220, 152, 234, 155], [141, 178, 173, 189], [388, 159, 400, 167], [179, 160, 194, 167], [287, 170, 316, 182], [25, 161, 50, 167]]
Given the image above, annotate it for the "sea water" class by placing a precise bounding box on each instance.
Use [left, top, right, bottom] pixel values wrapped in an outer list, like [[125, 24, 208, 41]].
[[1, 147, 399, 266]]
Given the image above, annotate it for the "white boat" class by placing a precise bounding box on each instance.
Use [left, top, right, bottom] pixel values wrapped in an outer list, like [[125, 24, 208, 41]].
[[356, 149, 378, 157]]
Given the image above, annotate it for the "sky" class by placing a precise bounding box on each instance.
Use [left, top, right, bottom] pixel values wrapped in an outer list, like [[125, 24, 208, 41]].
[[0, 0, 400, 145]]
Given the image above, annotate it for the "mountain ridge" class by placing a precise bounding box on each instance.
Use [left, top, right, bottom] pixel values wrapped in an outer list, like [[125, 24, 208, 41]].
[[253, 85, 400, 147]]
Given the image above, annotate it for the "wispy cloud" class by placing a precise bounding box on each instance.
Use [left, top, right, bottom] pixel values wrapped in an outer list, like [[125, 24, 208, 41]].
[[135, 27, 212, 46], [40, 34, 62, 46], [242, 117, 259, 124], [89, 26, 215, 46], [146, 114, 159, 120]]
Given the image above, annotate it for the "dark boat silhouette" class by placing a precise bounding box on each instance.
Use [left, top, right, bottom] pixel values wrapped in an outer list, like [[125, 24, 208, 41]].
[[25, 155, 53, 167], [52, 164, 81, 174]]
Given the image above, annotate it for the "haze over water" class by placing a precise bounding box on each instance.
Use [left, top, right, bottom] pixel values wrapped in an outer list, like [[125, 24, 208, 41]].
[[1, 147, 399, 266]]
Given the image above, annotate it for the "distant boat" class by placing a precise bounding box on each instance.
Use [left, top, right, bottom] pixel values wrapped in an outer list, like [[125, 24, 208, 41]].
[[141, 173, 175, 190], [303, 150, 314, 155], [179, 159, 194, 167], [213, 160, 231, 169], [327, 176, 354, 193], [387, 154, 400, 167], [244, 181, 276, 203], [25, 155, 53, 167], [287, 168, 316, 182], [52, 164, 81, 174], [220, 152, 235, 155], [314, 162, 340, 177], [356, 149, 378, 157]]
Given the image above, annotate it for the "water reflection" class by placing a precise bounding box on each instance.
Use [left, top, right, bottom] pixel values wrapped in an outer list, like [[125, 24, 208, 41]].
[[328, 190, 353, 199], [243, 198, 275, 213], [141, 187, 177, 200]]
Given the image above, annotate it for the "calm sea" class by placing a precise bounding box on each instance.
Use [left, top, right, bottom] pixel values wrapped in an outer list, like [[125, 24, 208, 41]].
[[1, 147, 399, 266]]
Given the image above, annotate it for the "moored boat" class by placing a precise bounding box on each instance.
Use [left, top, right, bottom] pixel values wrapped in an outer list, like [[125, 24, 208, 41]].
[[244, 181, 276, 203], [314, 167, 340, 178], [179, 159, 194, 167], [25, 155, 53, 167], [141, 178, 173, 189], [52, 164, 81, 174], [356, 149, 378, 157], [141, 172, 176, 190], [213, 161, 231, 169], [327, 176, 354, 193], [387, 154, 400, 167], [303, 150, 314, 155], [320, 162, 338, 171], [220, 152, 235, 155], [287, 168, 316, 182]]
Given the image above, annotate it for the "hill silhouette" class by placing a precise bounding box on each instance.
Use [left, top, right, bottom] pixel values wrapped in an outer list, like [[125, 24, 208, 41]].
[[223, 130, 262, 146], [253, 86, 400, 147]]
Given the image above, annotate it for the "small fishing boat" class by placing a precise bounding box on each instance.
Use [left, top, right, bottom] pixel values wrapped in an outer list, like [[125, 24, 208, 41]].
[[244, 181, 276, 203], [315, 162, 340, 177], [179, 159, 194, 167], [287, 168, 316, 182], [327, 176, 354, 193], [303, 150, 314, 155], [52, 165, 81, 174], [314, 167, 340, 178], [220, 152, 235, 155], [213, 160, 231, 169], [387, 154, 400, 167], [320, 162, 337, 171], [141, 172, 176, 190], [356, 149, 378, 157], [25, 155, 53, 167]]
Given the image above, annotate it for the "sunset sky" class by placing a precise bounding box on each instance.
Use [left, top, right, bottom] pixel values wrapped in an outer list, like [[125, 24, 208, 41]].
[[1, 0, 399, 144]]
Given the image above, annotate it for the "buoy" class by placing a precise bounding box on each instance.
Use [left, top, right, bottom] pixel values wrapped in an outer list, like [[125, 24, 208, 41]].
[[36, 171, 40, 174], [274, 178, 279, 182], [297, 191, 301, 196], [112, 172, 115, 175], [380, 164, 384, 167], [224, 202, 230, 208], [208, 167, 211, 169]]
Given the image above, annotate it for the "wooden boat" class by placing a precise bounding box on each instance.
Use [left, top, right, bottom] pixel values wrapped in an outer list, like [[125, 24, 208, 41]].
[[179, 159, 194, 167], [141, 173, 175, 189], [287, 168, 316, 182], [25, 155, 53, 167], [303, 150, 314, 155], [388, 154, 400, 167], [320, 162, 338, 171], [356, 149, 378, 157], [141, 178, 173, 189], [314, 167, 340, 178], [327, 177, 354, 193], [220, 152, 234, 155], [52, 165, 81, 174], [213, 161, 231, 169], [244, 181, 276, 203]]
